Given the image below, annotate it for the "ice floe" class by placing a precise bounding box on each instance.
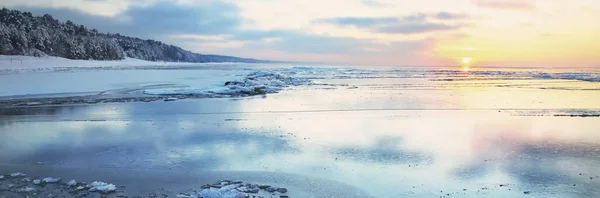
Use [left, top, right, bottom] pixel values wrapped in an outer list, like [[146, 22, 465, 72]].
[[143, 70, 310, 97], [42, 177, 61, 183], [10, 172, 26, 177], [66, 179, 77, 187], [16, 186, 37, 192], [88, 181, 117, 193], [179, 180, 290, 198]]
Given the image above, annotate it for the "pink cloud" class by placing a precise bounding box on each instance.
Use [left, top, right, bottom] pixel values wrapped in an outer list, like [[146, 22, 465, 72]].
[[475, 1, 535, 10]]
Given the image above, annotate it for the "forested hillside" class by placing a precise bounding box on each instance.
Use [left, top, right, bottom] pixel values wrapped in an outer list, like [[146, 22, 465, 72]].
[[0, 8, 266, 63]]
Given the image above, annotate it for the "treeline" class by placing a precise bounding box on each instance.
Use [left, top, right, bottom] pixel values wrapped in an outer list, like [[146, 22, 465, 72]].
[[0, 8, 266, 63]]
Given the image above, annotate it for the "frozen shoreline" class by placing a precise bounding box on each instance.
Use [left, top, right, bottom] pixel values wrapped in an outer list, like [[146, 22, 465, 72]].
[[0, 55, 260, 74], [0, 70, 311, 107], [0, 165, 371, 198]]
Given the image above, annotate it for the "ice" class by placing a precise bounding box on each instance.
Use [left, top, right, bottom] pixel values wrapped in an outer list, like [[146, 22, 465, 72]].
[[10, 172, 26, 177], [164, 97, 179, 101], [88, 181, 117, 193], [532, 72, 600, 82], [66, 179, 77, 187], [42, 177, 61, 183], [176, 193, 194, 198], [17, 187, 37, 192], [279, 66, 600, 83], [33, 179, 41, 185], [143, 70, 310, 97], [0, 69, 239, 97], [198, 185, 245, 198], [0, 175, 4, 179]]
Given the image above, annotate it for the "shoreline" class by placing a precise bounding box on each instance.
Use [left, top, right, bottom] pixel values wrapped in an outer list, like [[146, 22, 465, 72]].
[[0, 164, 372, 198]]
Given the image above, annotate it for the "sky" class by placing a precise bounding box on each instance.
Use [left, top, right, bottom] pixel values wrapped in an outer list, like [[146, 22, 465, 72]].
[[2, 0, 600, 67]]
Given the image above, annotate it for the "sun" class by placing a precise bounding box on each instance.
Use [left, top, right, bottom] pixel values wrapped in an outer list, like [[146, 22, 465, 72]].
[[460, 57, 473, 72], [461, 57, 473, 64]]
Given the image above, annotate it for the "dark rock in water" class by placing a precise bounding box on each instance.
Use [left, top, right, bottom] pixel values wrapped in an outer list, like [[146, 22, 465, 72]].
[[276, 188, 288, 193], [258, 185, 270, 189], [201, 184, 211, 189], [280, 196, 290, 198], [266, 187, 279, 193], [523, 191, 531, 194], [225, 81, 232, 86], [246, 188, 259, 193]]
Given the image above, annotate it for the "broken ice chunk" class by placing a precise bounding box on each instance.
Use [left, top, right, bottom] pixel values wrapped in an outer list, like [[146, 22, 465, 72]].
[[10, 172, 26, 177], [42, 177, 61, 183], [33, 179, 41, 185], [17, 187, 37, 192], [67, 179, 77, 187], [88, 181, 117, 193]]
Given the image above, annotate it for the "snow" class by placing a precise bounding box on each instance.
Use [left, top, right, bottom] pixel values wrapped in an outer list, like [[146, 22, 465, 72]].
[[42, 177, 60, 183], [0, 68, 239, 97], [0, 55, 197, 73], [33, 179, 41, 185], [88, 181, 117, 193], [0, 175, 4, 179], [2, 56, 599, 101]]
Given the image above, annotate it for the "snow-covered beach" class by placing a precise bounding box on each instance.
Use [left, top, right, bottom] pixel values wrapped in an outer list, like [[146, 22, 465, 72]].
[[1, 56, 600, 197]]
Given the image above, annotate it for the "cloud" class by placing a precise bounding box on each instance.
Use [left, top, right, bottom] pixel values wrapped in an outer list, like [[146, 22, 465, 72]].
[[13, 1, 241, 38], [435, 12, 469, 20], [317, 13, 468, 34], [5, 1, 456, 65], [360, 0, 389, 7], [316, 17, 399, 28], [402, 13, 427, 21], [377, 23, 463, 34], [475, 0, 535, 10]]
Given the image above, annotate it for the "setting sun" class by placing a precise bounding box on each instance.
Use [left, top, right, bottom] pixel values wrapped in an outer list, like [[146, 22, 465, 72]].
[[461, 57, 473, 64]]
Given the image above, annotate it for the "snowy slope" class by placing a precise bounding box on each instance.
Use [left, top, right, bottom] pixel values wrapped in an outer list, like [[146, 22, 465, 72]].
[[0, 55, 200, 73]]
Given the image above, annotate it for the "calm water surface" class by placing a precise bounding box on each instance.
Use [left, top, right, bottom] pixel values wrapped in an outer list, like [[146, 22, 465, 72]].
[[1, 68, 600, 197]]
